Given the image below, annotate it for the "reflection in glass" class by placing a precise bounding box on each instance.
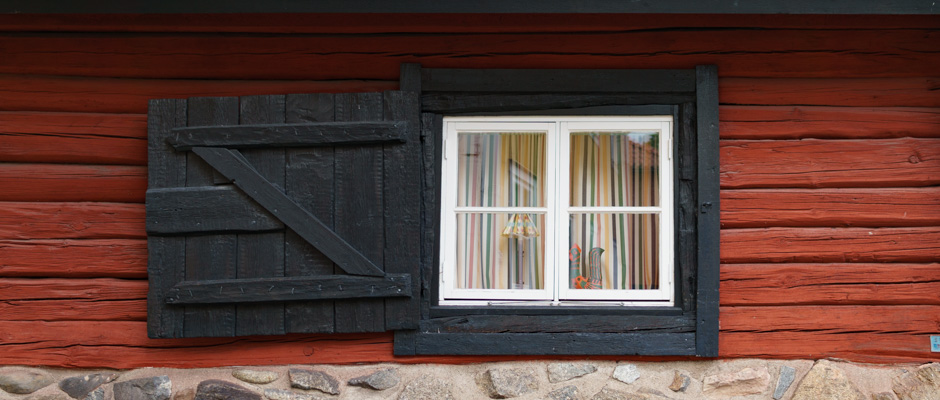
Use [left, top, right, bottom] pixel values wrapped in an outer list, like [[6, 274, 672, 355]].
[[455, 213, 545, 290], [457, 132, 545, 208], [568, 213, 659, 290], [570, 132, 659, 207]]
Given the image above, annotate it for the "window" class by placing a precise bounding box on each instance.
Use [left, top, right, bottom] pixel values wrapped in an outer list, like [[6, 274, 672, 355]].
[[440, 116, 674, 305]]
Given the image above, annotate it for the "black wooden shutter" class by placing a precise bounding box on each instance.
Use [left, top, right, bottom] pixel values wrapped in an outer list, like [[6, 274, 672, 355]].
[[146, 88, 421, 338]]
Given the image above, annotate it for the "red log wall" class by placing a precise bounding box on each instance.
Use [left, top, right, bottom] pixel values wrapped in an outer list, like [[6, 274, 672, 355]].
[[0, 13, 938, 368]]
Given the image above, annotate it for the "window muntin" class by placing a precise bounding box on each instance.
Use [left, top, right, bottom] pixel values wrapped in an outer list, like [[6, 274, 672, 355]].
[[440, 117, 673, 305]]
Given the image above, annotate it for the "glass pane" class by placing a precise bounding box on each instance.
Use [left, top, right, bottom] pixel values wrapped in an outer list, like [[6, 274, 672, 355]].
[[567, 213, 659, 290], [457, 132, 545, 207], [570, 132, 659, 207], [455, 213, 545, 290]]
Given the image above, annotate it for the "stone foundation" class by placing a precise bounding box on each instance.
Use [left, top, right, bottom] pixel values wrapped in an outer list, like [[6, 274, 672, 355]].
[[1, 360, 937, 400]]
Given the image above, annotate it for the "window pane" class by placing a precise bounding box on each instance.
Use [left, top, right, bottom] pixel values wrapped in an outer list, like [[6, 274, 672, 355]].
[[567, 213, 659, 290], [570, 132, 659, 207], [455, 213, 545, 290], [457, 132, 545, 207]]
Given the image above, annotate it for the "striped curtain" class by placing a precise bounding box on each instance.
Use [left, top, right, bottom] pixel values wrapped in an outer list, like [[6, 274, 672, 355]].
[[456, 133, 545, 289], [569, 133, 660, 290]]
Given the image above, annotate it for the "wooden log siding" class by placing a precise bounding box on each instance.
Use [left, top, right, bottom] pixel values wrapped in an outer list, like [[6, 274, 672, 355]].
[[0, 12, 938, 366]]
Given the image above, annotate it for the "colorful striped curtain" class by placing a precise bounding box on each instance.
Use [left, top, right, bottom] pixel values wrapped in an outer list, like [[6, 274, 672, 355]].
[[569, 133, 660, 290], [456, 132, 545, 290]]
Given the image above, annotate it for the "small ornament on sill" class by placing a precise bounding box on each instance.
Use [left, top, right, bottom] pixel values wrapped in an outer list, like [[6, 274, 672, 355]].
[[586, 247, 605, 289]]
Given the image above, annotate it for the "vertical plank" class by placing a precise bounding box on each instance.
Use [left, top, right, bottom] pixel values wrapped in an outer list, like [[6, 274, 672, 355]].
[[383, 90, 421, 330], [677, 103, 697, 312], [184, 96, 238, 337], [421, 113, 444, 320], [146, 98, 186, 338], [334, 92, 385, 333], [695, 65, 720, 357], [236, 95, 286, 336], [284, 93, 337, 333]]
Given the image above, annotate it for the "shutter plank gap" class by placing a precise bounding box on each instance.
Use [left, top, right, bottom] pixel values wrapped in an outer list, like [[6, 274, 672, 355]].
[[166, 274, 411, 304], [334, 92, 386, 333], [183, 96, 239, 338], [285, 93, 336, 333], [235, 94, 287, 336], [168, 121, 408, 150]]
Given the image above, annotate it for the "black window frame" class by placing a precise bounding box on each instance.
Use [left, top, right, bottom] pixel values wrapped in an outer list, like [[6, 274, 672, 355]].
[[394, 65, 719, 356]]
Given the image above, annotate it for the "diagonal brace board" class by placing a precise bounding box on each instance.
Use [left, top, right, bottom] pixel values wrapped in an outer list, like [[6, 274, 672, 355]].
[[166, 274, 411, 304], [168, 121, 408, 150], [192, 146, 385, 276]]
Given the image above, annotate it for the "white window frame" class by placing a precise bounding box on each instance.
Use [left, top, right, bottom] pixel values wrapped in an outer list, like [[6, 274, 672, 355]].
[[439, 116, 674, 306]]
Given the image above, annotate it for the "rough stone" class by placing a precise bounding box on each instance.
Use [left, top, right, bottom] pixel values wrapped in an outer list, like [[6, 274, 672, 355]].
[[774, 365, 797, 399], [172, 388, 195, 400], [397, 375, 455, 400], [872, 393, 896, 400], [59, 373, 119, 399], [113, 376, 172, 400], [589, 387, 647, 400], [263, 388, 327, 400], [477, 368, 538, 398], [703, 366, 771, 398], [668, 371, 690, 392], [348, 368, 400, 390], [84, 388, 105, 400], [548, 363, 598, 383], [548, 385, 581, 400], [893, 363, 940, 400], [232, 370, 279, 385], [194, 380, 261, 400], [791, 360, 864, 400], [612, 364, 641, 384], [288, 369, 339, 395], [0, 369, 55, 394], [27, 394, 70, 400]]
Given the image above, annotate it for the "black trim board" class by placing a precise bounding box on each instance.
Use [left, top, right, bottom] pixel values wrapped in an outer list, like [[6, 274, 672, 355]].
[[4, 0, 936, 14]]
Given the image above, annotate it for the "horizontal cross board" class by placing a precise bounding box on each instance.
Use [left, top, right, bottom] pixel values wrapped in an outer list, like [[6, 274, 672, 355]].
[[146, 185, 282, 234], [168, 121, 408, 150], [166, 274, 411, 304]]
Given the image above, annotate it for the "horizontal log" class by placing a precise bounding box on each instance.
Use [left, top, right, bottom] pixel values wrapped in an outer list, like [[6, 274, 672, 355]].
[[720, 187, 940, 228], [720, 106, 940, 139], [0, 111, 147, 165], [166, 274, 412, 304], [720, 138, 940, 189], [721, 263, 940, 305], [168, 121, 408, 150], [0, 299, 146, 321], [0, 74, 397, 114], [0, 278, 147, 301], [146, 186, 282, 234], [720, 331, 938, 363], [721, 78, 940, 107], [1, 30, 936, 79], [0, 240, 147, 278], [721, 227, 940, 264], [0, 202, 145, 240], [721, 305, 940, 333], [0, 163, 146, 202]]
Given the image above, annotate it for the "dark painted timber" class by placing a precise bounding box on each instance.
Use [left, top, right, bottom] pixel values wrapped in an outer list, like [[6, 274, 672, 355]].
[[410, 332, 696, 356], [422, 94, 695, 114], [146, 186, 282, 234], [695, 65, 721, 357], [192, 146, 385, 277], [423, 69, 695, 93], [165, 274, 411, 304], [422, 314, 695, 333], [4, 0, 935, 14], [167, 121, 408, 150]]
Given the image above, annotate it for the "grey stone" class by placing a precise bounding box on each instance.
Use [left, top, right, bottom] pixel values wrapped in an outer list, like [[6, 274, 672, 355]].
[[548, 363, 597, 383], [348, 368, 400, 390], [263, 388, 328, 400], [703, 366, 771, 398], [288, 369, 339, 395], [872, 393, 896, 400], [791, 360, 864, 400], [84, 388, 105, 400], [893, 363, 940, 400], [612, 364, 641, 384], [113, 376, 172, 400], [774, 366, 797, 399], [194, 380, 261, 400], [589, 387, 647, 400], [27, 394, 70, 400], [668, 371, 690, 392], [548, 385, 580, 400], [0, 369, 55, 394], [478, 368, 538, 398], [398, 375, 455, 400], [232, 370, 279, 385], [59, 373, 119, 399]]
